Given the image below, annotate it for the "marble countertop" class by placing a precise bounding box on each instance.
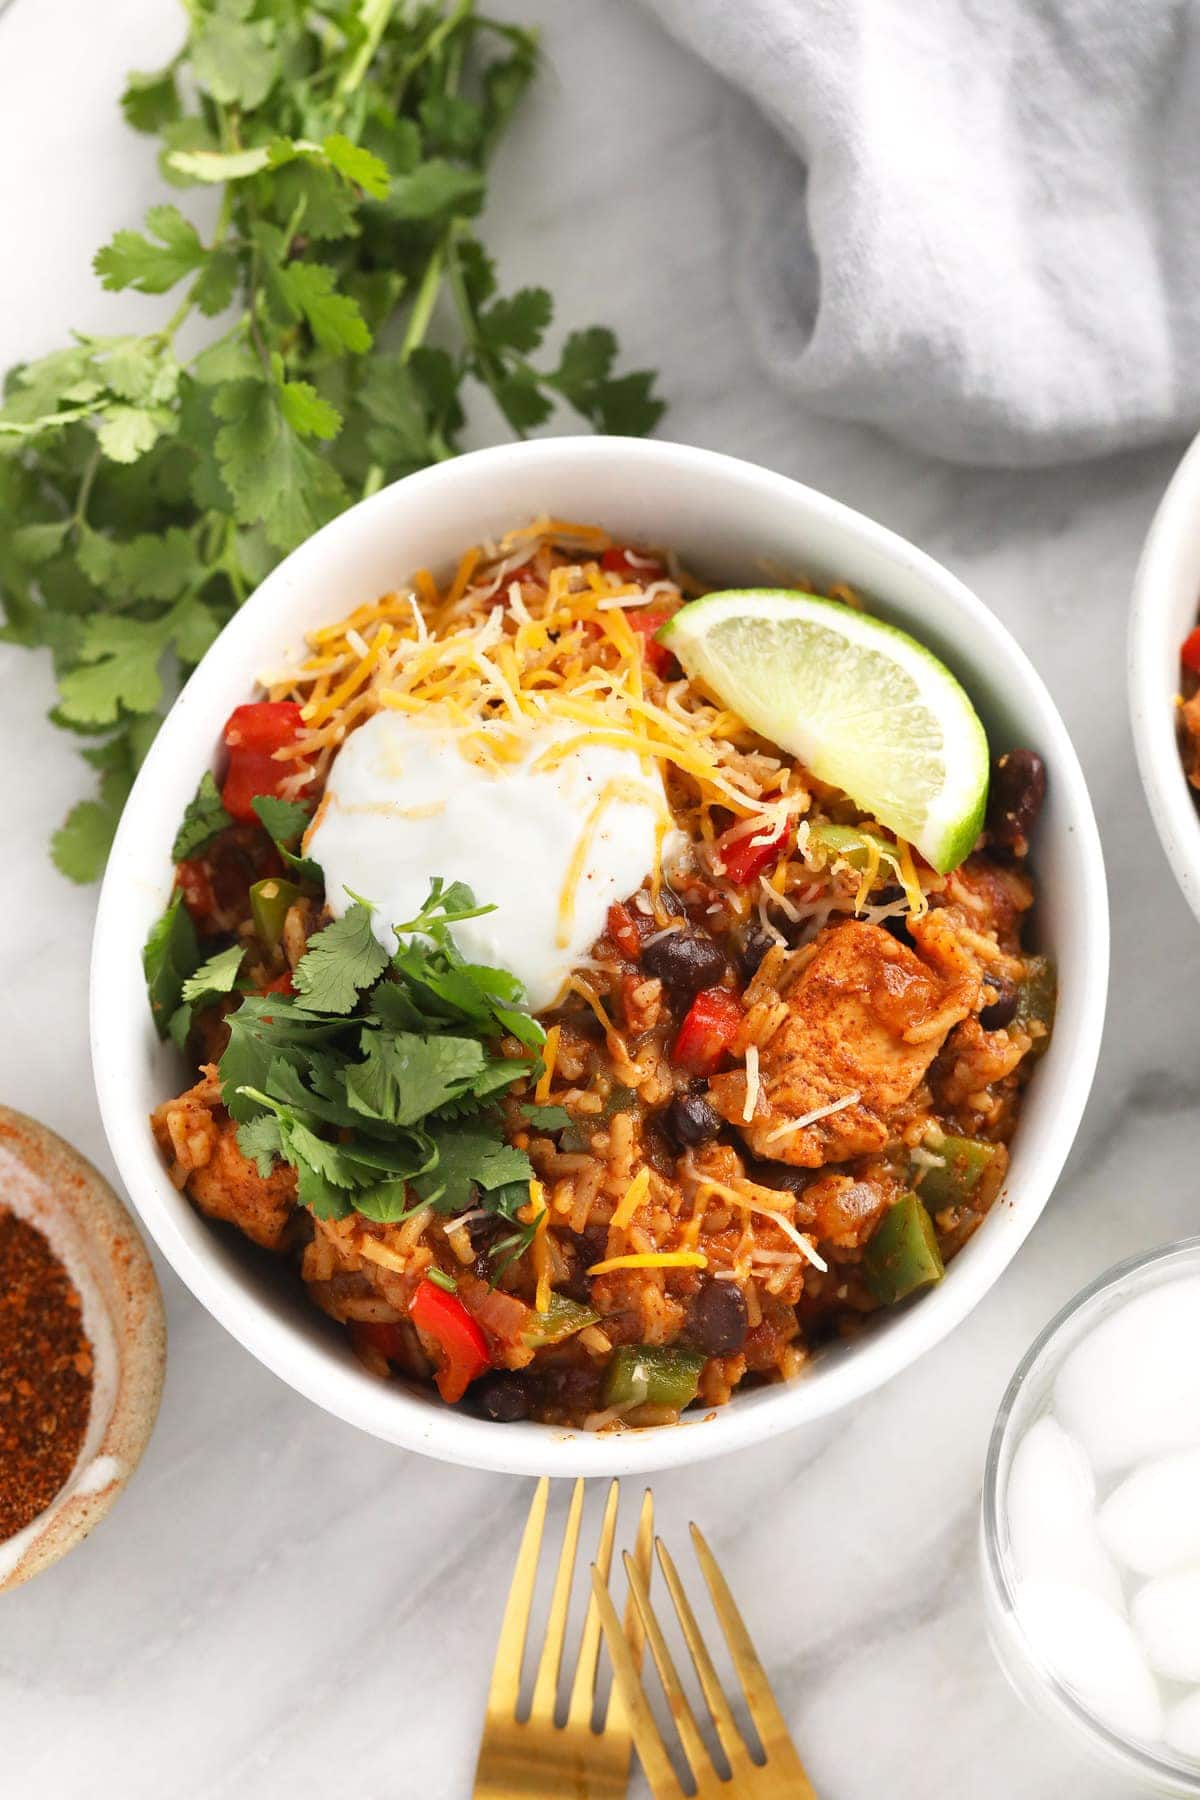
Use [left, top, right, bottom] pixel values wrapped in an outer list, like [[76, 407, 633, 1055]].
[[3, 2, 1196, 1795]]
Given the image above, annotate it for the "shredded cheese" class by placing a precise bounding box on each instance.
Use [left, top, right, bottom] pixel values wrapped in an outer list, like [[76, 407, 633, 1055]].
[[534, 1025, 560, 1103], [764, 1091, 862, 1144], [587, 1251, 708, 1275], [530, 1187, 552, 1314], [610, 1166, 650, 1232], [742, 1044, 760, 1122]]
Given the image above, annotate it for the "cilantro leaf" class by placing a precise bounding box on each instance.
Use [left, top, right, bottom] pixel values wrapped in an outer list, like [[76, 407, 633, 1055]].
[[292, 903, 389, 1014], [479, 288, 553, 356], [414, 1125, 534, 1213], [52, 797, 126, 884], [521, 1103, 572, 1131], [143, 891, 200, 1037], [94, 205, 208, 295], [278, 378, 341, 441], [237, 1112, 282, 1179], [191, 12, 278, 111], [275, 263, 372, 355], [172, 771, 232, 860], [322, 133, 390, 200], [180, 942, 244, 1008], [212, 378, 347, 552], [251, 794, 311, 846], [345, 1031, 486, 1127]]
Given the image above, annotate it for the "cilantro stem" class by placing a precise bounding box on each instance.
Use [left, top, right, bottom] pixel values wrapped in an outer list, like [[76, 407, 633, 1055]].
[[401, 241, 446, 361], [72, 446, 101, 531]]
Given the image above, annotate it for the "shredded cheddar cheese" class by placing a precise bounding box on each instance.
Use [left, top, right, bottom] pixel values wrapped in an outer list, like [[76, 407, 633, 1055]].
[[587, 1251, 708, 1276], [610, 1167, 650, 1232], [534, 1025, 560, 1103]]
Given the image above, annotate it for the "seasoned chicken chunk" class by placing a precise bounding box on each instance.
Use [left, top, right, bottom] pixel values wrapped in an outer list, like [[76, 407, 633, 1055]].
[[710, 919, 980, 1167], [152, 1066, 297, 1251]]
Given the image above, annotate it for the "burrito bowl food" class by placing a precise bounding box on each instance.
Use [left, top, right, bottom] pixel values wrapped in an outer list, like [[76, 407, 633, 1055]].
[[145, 518, 1054, 1431]]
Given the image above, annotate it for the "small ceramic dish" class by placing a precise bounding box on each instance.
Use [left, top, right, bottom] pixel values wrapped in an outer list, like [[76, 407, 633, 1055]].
[[1129, 431, 1200, 923], [0, 1107, 165, 1591]]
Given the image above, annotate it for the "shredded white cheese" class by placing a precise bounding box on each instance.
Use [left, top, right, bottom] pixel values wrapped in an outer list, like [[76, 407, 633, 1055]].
[[742, 1044, 760, 1123], [764, 1091, 862, 1144]]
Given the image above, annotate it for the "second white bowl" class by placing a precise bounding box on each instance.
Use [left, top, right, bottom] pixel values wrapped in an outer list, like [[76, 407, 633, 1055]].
[[1130, 431, 1200, 925]]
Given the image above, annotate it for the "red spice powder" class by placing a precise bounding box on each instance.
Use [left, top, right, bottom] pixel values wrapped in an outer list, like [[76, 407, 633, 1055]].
[[0, 1205, 93, 1541]]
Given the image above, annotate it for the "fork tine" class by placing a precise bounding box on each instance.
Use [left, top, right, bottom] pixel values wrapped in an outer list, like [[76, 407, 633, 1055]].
[[485, 1476, 549, 1719], [604, 1486, 654, 1733], [690, 1523, 798, 1758], [590, 1565, 681, 1799], [655, 1536, 752, 1777], [565, 1479, 620, 1729], [528, 1477, 585, 1723], [623, 1549, 715, 1787]]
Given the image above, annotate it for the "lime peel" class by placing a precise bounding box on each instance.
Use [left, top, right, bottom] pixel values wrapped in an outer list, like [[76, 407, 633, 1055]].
[[658, 589, 989, 874]]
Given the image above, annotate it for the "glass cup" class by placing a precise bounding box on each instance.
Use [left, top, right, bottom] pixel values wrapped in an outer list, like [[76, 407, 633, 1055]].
[[982, 1239, 1200, 1797]]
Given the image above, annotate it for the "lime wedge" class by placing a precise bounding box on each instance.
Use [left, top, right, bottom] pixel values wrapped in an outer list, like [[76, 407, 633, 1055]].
[[658, 590, 989, 873]]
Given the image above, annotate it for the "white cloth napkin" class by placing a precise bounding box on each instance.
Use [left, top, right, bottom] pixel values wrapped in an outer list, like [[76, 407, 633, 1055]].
[[642, 0, 1200, 466]]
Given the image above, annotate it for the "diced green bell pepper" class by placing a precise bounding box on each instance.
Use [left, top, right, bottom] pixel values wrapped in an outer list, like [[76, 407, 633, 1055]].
[[560, 1086, 638, 1152], [601, 1345, 705, 1411], [250, 877, 303, 948], [912, 1136, 1003, 1211], [863, 1193, 945, 1305], [523, 1293, 600, 1349], [809, 821, 889, 871], [1015, 955, 1056, 1055]]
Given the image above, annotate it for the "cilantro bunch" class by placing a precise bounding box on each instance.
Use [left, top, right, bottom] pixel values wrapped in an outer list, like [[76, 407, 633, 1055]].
[[0, 1, 666, 884], [182, 878, 544, 1260]]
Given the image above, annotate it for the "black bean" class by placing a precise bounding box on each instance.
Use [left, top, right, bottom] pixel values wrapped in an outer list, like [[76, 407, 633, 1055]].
[[642, 929, 726, 1001], [560, 1225, 609, 1301], [664, 1091, 722, 1149], [988, 749, 1047, 856], [979, 975, 1019, 1031], [473, 1372, 534, 1422], [541, 1364, 601, 1413], [743, 1156, 810, 1197], [684, 1280, 748, 1356], [736, 925, 777, 980]]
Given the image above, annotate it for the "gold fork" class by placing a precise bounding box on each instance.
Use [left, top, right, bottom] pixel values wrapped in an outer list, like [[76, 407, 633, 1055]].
[[592, 1523, 819, 1799], [473, 1476, 653, 1800]]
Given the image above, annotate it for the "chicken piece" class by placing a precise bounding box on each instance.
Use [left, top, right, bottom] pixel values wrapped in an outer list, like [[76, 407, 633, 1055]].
[[152, 1067, 297, 1251], [1183, 692, 1200, 788], [709, 919, 980, 1167], [803, 1167, 896, 1252]]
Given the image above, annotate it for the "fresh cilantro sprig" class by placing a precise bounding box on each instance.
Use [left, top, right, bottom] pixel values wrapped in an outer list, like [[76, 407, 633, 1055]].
[[2, 1, 667, 883], [204, 879, 545, 1251]]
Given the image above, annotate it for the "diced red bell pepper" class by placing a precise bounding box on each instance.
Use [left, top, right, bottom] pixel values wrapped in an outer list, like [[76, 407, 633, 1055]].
[[602, 545, 666, 581], [714, 816, 795, 886], [223, 701, 306, 753], [259, 968, 294, 996], [624, 606, 678, 678], [1183, 627, 1200, 675], [409, 1277, 491, 1404], [220, 701, 309, 823], [175, 857, 216, 922], [607, 900, 644, 960], [672, 987, 743, 1076]]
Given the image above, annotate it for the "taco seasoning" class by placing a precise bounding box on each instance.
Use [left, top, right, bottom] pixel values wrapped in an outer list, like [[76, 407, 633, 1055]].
[[0, 1204, 93, 1542]]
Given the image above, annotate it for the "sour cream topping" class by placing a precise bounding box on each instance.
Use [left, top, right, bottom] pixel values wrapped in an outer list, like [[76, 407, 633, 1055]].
[[307, 710, 676, 1010]]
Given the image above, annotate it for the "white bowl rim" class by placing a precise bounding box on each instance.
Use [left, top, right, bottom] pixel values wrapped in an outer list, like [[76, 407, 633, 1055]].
[[90, 435, 1109, 1477], [1129, 429, 1200, 924]]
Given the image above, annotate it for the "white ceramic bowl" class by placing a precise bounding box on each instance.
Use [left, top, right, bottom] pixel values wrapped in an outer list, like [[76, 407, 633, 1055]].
[[91, 437, 1109, 1477], [1130, 432, 1200, 924]]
